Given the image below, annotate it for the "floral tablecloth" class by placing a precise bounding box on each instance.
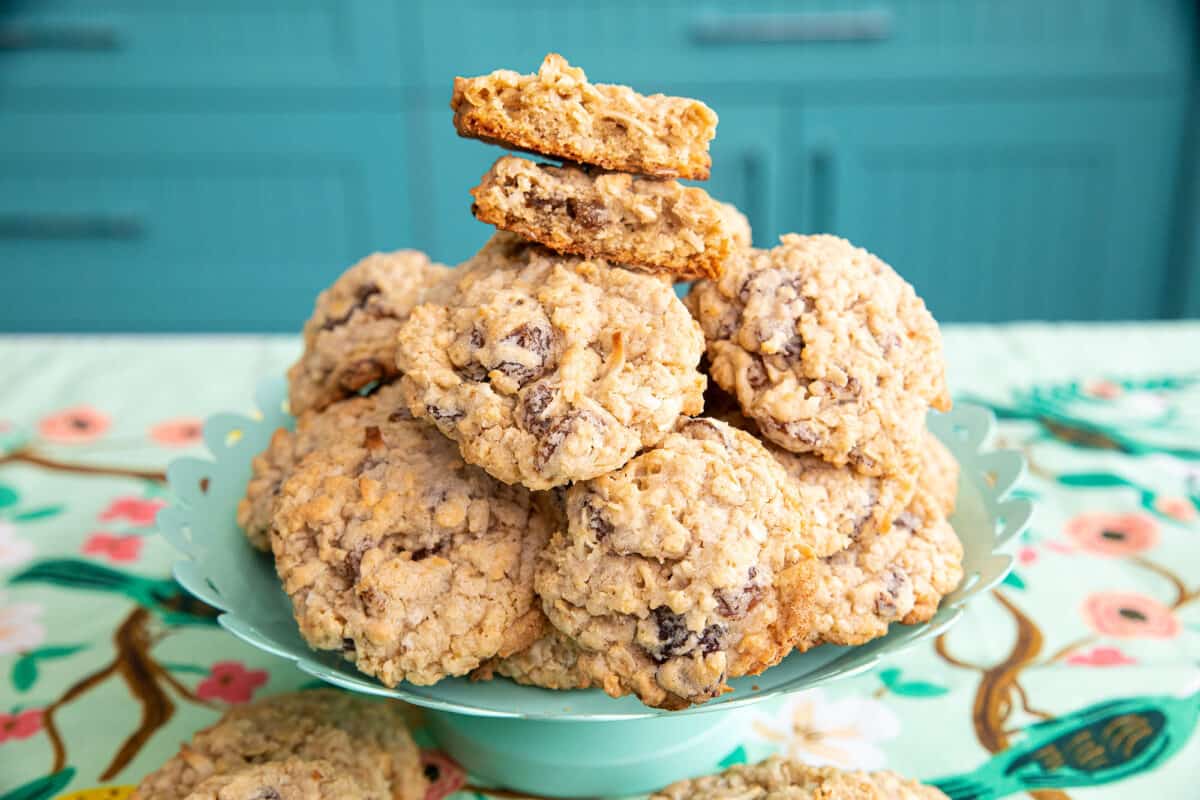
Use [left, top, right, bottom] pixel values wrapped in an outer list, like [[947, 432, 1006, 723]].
[[1, 323, 1198, 800]]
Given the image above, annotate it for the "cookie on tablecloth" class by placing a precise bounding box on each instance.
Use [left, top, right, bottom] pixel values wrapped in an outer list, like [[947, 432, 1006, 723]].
[[237, 382, 411, 551], [535, 417, 824, 709], [184, 758, 365, 799], [396, 233, 705, 490], [287, 250, 449, 416], [452, 54, 717, 180], [271, 418, 553, 685], [651, 756, 948, 799], [470, 156, 738, 279], [687, 234, 950, 478], [132, 690, 425, 800]]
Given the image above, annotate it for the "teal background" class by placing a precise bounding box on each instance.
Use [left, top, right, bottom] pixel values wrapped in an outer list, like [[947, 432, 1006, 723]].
[[1, 0, 1197, 330]]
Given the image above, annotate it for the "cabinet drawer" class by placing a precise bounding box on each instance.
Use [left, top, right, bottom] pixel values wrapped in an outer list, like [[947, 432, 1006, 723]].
[[0, 0, 415, 92], [417, 0, 1192, 91], [0, 112, 416, 332]]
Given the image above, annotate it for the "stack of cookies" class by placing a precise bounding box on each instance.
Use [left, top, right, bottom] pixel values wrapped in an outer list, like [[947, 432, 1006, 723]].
[[239, 54, 964, 711]]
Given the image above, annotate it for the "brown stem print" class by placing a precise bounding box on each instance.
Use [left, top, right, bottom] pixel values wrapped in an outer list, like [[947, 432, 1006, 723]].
[[41, 607, 216, 779], [936, 590, 1070, 800], [0, 447, 166, 482]]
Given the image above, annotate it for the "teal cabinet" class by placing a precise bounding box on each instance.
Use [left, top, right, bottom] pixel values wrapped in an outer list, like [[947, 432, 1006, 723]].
[[0, 112, 415, 331], [789, 95, 1189, 321]]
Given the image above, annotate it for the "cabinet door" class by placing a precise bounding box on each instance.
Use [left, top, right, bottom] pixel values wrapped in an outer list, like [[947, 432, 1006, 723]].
[[789, 96, 1187, 322], [0, 112, 415, 331], [411, 98, 784, 266]]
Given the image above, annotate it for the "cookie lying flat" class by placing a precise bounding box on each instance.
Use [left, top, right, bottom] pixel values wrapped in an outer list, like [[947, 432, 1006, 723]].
[[452, 53, 717, 180], [687, 234, 950, 478], [287, 249, 449, 416], [184, 759, 364, 800], [471, 156, 737, 279], [651, 756, 948, 800], [132, 690, 425, 800], [272, 419, 553, 685], [775, 435, 964, 653], [536, 417, 821, 709], [238, 382, 411, 551], [397, 233, 705, 490]]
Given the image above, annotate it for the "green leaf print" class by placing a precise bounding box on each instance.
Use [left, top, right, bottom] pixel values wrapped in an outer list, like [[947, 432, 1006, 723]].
[[10, 656, 37, 693], [1002, 571, 1026, 590], [0, 484, 18, 509], [879, 667, 949, 698], [10, 506, 63, 523], [1058, 473, 1133, 489], [0, 768, 75, 800], [718, 745, 748, 767]]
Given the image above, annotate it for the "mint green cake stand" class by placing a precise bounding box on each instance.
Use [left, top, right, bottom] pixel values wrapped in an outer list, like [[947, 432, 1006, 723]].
[[157, 378, 1029, 797]]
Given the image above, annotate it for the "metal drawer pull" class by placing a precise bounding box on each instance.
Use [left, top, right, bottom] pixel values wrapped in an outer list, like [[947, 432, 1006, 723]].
[[0, 25, 121, 51], [0, 214, 144, 240], [691, 10, 892, 44]]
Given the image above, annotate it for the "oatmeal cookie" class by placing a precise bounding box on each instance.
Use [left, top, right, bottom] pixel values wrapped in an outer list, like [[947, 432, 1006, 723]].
[[535, 417, 824, 709], [474, 629, 593, 691], [132, 690, 425, 800], [237, 382, 410, 551], [271, 419, 553, 685], [687, 234, 950, 477], [651, 756, 948, 799], [470, 156, 737, 279], [774, 436, 964, 652], [451, 54, 717, 180], [184, 759, 365, 799], [396, 233, 706, 490], [287, 250, 448, 416], [720, 201, 753, 248]]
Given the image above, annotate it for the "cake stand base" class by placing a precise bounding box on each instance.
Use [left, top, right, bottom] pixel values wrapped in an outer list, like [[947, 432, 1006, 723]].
[[426, 705, 754, 797]]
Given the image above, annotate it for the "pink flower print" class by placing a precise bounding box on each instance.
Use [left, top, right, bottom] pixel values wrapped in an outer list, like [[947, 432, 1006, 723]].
[[0, 709, 43, 744], [149, 417, 204, 448], [1154, 495, 1198, 523], [1083, 380, 1122, 400], [1066, 646, 1136, 667], [38, 406, 111, 444], [196, 661, 268, 704], [1064, 512, 1158, 558], [1081, 592, 1179, 639], [99, 497, 166, 527], [82, 532, 143, 563], [1017, 547, 1038, 566], [421, 750, 467, 800]]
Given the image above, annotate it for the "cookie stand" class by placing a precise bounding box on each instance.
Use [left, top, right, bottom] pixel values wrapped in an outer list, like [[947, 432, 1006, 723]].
[[157, 378, 1029, 798]]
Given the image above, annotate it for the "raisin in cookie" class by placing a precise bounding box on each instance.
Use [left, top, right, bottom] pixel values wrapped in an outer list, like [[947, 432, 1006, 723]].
[[774, 435, 964, 653], [184, 759, 365, 800], [132, 690, 425, 800], [397, 233, 705, 490], [687, 234, 950, 477], [452, 54, 717, 180], [238, 382, 411, 551], [287, 250, 448, 416], [535, 417, 825, 709], [471, 156, 737, 279], [651, 756, 948, 800], [272, 418, 553, 685]]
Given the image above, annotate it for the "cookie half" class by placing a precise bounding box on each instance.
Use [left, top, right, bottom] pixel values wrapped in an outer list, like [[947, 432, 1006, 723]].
[[271, 419, 553, 685], [471, 156, 738, 279], [287, 250, 449, 416], [651, 756, 948, 800], [687, 234, 950, 477], [452, 54, 717, 180], [396, 233, 706, 489], [535, 417, 823, 709], [132, 690, 425, 800]]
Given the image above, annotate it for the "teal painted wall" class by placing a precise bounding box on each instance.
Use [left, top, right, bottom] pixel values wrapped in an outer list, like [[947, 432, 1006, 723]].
[[0, 1, 1196, 330]]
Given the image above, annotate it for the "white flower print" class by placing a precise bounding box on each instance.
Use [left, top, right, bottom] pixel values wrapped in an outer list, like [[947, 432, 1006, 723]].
[[0, 597, 45, 655], [749, 688, 901, 770], [0, 521, 34, 568]]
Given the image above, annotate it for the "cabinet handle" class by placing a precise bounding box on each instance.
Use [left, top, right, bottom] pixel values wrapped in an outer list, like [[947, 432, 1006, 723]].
[[0, 25, 121, 51], [691, 10, 891, 44], [0, 214, 144, 240], [809, 145, 837, 232]]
